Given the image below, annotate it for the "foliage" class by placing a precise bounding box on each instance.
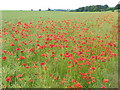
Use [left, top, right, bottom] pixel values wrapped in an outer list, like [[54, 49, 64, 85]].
[[70, 4, 120, 12], [1, 11, 118, 88]]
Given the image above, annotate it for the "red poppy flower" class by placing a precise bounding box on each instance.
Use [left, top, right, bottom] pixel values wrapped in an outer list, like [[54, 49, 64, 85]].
[[20, 56, 25, 59], [25, 66, 30, 68], [10, 44, 14, 46], [16, 48, 21, 50], [33, 65, 37, 68], [41, 53, 48, 57], [40, 62, 45, 66], [91, 56, 96, 59], [103, 79, 109, 83], [22, 63, 26, 66], [6, 77, 12, 82], [101, 86, 106, 88], [14, 38, 18, 41], [2, 57, 7, 61], [71, 79, 76, 82], [18, 22, 22, 25], [90, 67, 96, 70], [16, 74, 22, 78]]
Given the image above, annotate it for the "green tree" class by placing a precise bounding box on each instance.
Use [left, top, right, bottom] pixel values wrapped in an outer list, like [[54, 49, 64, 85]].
[[115, 4, 120, 9], [104, 4, 109, 10], [81, 7, 85, 12], [76, 9, 79, 12], [48, 8, 51, 11], [76, 4, 110, 12]]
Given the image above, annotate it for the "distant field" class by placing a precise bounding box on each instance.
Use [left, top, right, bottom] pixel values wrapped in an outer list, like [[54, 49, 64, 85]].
[[1, 11, 118, 88]]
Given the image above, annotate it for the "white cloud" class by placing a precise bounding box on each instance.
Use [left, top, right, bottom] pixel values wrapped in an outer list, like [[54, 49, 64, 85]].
[[0, 0, 119, 10]]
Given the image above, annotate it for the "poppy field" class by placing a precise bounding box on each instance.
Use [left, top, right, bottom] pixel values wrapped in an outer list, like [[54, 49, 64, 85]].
[[1, 11, 118, 88]]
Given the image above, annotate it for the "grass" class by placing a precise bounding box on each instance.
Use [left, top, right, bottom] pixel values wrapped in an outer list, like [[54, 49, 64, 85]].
[[1, 11, 118, 88]]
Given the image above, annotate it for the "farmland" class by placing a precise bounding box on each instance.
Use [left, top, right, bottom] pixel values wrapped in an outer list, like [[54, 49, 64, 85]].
[[1, 11, 118, 88]]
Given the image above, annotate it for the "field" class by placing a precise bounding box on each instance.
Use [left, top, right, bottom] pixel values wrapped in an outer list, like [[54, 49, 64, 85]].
[[1, 11, 118, 88]]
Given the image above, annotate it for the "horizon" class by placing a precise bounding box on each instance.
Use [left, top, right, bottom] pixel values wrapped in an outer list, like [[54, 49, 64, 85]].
[[0, 0, 119, 10], [1, 5, 118, 11]]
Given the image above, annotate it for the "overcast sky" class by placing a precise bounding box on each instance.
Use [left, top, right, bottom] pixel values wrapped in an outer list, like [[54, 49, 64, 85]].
[[0, 0, 119, 10]]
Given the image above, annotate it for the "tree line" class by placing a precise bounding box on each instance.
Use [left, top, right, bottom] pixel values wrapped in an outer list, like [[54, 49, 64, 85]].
[[30, 4, 120, 12], [70, 4, 120, 12]]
